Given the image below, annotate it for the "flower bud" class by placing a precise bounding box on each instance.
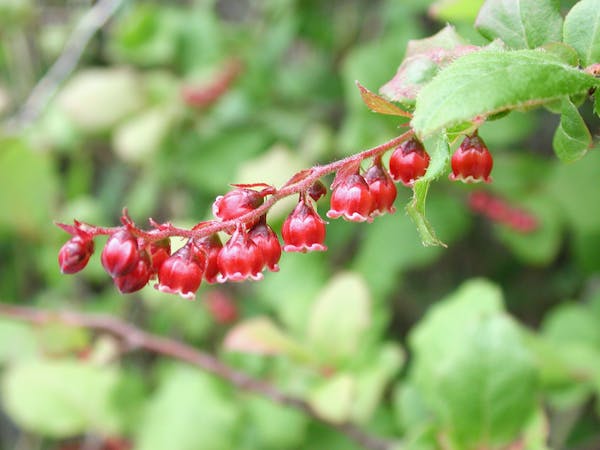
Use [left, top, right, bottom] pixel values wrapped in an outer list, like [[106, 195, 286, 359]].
[[155, 244, 205, 300], [58, 234, 94, 274], [327, 173, 373, 222], [101, 230, 140, 278], [282, 200, 327, 253]]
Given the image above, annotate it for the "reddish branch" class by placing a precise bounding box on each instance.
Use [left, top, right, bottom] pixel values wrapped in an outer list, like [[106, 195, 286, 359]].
[[61, 129, 415, 242], [0, 304, 399, 450]]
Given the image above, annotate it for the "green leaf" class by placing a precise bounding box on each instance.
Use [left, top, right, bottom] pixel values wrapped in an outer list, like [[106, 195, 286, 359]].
[[2, 360, 123, 437], [564, 0, 600, 67], [308, 373, 355, 423], [412, 49, 598, 139], [0, 318, 38, 363], [552, 98, 592, 162], [429, 0, 485, 22], [595, 89, 600, 117], [475, 0, 563, 49], [542, 303, 600, 348], [379, 25, 476, 104], [495, 194, 562, 265], [350, 343, 405, 423], [307, 272, 371, 365], [409, 279, 538, 448], [223, 317, 311, 362], [0, 138, 58, 237], [136, 365, 238, 450], [57, 68, 145, 132], [406, 134, 451, 247], [547, 149, 600, 233], [244, 395, 307, 449]]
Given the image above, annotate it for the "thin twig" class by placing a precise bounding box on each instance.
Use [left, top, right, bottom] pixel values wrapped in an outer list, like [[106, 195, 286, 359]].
[[0, 304, 399, 450], [6, 0, 124, 131]]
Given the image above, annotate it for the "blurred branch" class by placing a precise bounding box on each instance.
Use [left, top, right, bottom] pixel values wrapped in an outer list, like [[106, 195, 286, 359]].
[[0, 304, 398, 450], [6, 0, 124, 131]]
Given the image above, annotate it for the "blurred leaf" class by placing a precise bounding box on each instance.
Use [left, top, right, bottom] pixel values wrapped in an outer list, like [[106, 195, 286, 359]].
[[542, 303, 600, 348], [224, 317, 311, 362], [57, 68, 145, 132], [380, 25, 475, 104], [307, 272, 371, 365], [475, 0, 563, 49], [309, 373, 355, 423], [2, 360, 123, 437], [412, 49, 599, 139], [406, 134, 450, 246], [109, 5, 178, 66], [36, 323, 89, 356], [547, 150, 600, 233], [0, 318, 38, 363], [0, 138, 58, 237], [409, 279, 538, 448], [552, 98, 592, 162], [113, 106, 176, 163], [520, 408, 550, 450], [243, 395, 307, 449], [564, 0, 600, 67], [136, 365, 238, 450], [429, 0, 485, 22], [351, 343, 405, 423]]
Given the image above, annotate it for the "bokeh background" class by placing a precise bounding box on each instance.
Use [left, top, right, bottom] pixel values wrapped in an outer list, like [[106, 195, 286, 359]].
[[1, 0, 600, 449]]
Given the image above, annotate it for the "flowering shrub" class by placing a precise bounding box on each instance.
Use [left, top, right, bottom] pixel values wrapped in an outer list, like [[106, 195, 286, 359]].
[[1, 0, 600, 450]]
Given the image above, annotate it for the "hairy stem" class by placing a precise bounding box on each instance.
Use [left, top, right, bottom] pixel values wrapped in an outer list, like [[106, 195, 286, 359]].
[[65, 129, 414, 241], [0, 304, 399, 450]]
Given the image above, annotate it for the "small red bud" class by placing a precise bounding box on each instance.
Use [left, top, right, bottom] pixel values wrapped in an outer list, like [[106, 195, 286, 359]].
[[148, 238, 171, 275], [364, 158, 397, 216], [450, 134, 493, 183], [327, 173, 373, 222], [217, 228, 265, 283], [282, 200, 327, 253], [193, 234, 223, 283], [155, 244, 205, 300], [248, 220, 282, 272], [212, 189, 263, 222], [114, 254, 152, 294], [58, 234, 94, 274], [389, 138, 430, 186], [101, 230, 140, 278]]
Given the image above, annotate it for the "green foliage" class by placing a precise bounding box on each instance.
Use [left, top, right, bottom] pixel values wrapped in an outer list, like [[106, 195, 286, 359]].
[[412, 49, 598, 139], [563, 0, 600, 67], [409, 280, 539, 448], [475, 0, 563, 49], [552, 98, 592, 162]]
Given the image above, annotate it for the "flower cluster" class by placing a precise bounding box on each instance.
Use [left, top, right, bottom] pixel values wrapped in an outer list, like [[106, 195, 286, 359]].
[[57, 131, 498, 300], [468, 191, 538, 233]]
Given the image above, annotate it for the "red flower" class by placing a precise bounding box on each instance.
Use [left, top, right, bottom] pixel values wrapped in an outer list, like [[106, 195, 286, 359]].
[[217, 228, 264, 282], [155, 244, 205, 300], [389, 138, 430, 187], [212, 188, 263, 222], [58, 233, 94, 274], [193, 234, 223, 283], [449, 133, 493, 183], [282, 200, 327, 252], [114, 255, 152, 294], [364, 158, 397, 216], [101, 230, 140, 278], [248, 220, 282, 272], [327, 174, 373, 222]]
